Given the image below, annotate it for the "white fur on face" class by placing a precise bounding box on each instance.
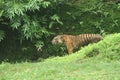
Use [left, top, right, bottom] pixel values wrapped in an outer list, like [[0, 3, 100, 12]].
[[52, 35, 63, 44]]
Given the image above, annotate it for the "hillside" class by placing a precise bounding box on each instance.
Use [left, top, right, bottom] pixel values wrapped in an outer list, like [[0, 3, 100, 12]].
[[0, 33, 120, 80]]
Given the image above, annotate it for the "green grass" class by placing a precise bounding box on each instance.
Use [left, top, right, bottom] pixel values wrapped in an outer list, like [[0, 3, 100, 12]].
[[0, 60, 120, 80], [0, 33, 120, 80]]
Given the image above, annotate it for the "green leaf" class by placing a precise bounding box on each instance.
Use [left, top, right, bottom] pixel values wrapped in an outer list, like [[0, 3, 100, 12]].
[[42, 1, 51, 8], [0, 10, 3, 17], [35, 41, 44, 51], [50, 14, 63, 25], [49, 21, 55, 28]]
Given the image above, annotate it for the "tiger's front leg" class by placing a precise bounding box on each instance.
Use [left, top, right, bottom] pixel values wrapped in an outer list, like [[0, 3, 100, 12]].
[[66, 43, 73, 55]]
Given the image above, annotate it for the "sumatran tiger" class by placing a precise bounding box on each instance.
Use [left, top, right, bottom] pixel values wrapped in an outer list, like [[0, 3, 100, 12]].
[[52, 34, 103, 54]]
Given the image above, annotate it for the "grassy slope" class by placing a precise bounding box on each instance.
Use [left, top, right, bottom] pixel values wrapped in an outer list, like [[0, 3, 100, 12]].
[[0, 33, 120, 80]]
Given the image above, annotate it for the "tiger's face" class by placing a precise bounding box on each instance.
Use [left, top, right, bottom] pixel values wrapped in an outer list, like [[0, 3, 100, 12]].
[[52, 35, 64, 44]]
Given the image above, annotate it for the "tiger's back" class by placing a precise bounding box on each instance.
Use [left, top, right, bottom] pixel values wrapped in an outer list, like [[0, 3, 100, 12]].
[[76, 34, 103, 46]]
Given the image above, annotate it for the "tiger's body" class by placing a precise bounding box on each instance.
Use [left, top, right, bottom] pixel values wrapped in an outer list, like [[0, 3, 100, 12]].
[[52, 34, 103, 54]]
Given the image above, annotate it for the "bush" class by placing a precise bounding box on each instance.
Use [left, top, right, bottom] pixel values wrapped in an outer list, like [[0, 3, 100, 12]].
[[76, 33, 120, 61]]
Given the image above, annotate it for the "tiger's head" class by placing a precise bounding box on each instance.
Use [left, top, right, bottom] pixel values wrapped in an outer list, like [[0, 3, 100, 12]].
[[52, 35, 64, 44]]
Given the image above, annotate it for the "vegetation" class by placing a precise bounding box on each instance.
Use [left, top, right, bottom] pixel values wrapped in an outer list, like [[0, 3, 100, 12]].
[[0, 0, 120, 79], [0, 0, 120, 61], [0, 33, 120, 80]]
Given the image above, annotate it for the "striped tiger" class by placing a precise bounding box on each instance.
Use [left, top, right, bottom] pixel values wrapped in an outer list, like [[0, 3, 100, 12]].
[[52, 34, 103, 54]]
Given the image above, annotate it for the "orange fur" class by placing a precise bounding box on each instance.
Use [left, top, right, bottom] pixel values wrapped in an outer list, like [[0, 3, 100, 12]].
[[52, 34, 103, 54]]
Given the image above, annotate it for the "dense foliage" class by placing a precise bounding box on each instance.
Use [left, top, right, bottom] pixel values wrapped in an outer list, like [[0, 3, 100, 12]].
[[0, 0, 120, 62]]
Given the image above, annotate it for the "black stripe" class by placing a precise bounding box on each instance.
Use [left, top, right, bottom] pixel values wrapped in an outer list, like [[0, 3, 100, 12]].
[[87, 34, 89, 41], [84, 34, 87, 43], [81, 34, 85, 43]]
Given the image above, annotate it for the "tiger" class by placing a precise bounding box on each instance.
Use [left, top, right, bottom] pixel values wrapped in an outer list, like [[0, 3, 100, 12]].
[[52, 34, 103, 54]]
